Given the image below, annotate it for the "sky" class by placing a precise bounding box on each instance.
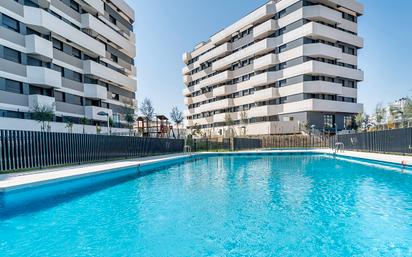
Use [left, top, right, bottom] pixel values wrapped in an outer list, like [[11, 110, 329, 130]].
[[127, 0, 412, 116]]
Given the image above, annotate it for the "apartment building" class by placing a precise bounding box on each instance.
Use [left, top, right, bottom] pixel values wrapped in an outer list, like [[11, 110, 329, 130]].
[[0, 0, 136, 133], [182, 0, 364, 136]]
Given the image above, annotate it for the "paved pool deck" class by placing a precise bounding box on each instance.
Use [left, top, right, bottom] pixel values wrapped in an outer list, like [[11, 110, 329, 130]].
[[1, 150, 412, 193]]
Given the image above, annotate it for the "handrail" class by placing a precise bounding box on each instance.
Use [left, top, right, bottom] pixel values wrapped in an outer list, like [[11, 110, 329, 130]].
[[184, 145, 192, 155], [334, 142, 345, 154]]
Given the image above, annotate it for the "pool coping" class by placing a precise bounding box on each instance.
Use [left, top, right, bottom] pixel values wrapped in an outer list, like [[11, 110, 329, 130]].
[[1, 149, 412, 193]]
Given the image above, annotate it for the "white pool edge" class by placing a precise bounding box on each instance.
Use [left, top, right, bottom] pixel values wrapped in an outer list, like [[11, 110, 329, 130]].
[[1, 149, 412, 193]]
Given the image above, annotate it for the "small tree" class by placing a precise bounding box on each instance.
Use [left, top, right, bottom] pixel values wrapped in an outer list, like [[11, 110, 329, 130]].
[[374, 103, 385, 129], [32, 103, 55, 132], [140, 98, 155, 137], [108, 116, 114, 134], [80, 116, 88, 134], [240, 111, 248, 136], [191, 123, 202, 138], [96, 125, 101, 135], [123, 99, 137, 136], [170, 106, 184, 139], [403, 98, 412, 127], [65, 120, 74, 133], [355, 112, 366, 132], [224, 113, 235, 138]]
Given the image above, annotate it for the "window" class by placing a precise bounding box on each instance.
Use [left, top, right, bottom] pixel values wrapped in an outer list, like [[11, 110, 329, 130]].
[[109, 15, 116, 25], [70, 0, 80, 12], [52, 38, 63, 51], [344, 116, 353, 129], [111, 93, 120, 100], [3, 47, 21, 63], [54, 91, 65, 102], [324, 114, 335, 128], [110, 54, 118, 63], [72, 47, 81, 59], [65, 93, 82, 105], [52, 64, 65, 77], [27, 57, 42, 66], [2, 14, 19, 32], [5, 79, 23, 94], [72, 71, 83, 82]]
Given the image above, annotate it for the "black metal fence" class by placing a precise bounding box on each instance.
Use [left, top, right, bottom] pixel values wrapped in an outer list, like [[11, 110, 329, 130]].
[[261, 135, 331, 149], [333, 128, 412, 154], [188, 138, 262, 152], [0, 130, 184, 172]]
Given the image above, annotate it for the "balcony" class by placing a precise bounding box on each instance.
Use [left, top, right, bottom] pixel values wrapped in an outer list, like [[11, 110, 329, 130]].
[[183, 52, 191, 64], [213, 38, 275, 71], [81, 14, 135, 58], [213, 85, 237, 97], [182, 66, 190, 75], [198, 42, 232, 63], [280, 99, 363, 114], [253, 19, 277, 40], [24, 6, 106, 57], [183, 87, 194, 97], [29, 0, 50, 8], [26, 66, 62, 88], [82, 0, 105, 15], [211, 2, 275, 45], [195, 71, 233, 91], [254, 88, 279, 102], [254, 53, 278, 71], [198, 98, 234, 112], [25, 34, 53, 61], [184, 109, 195, 117], [85, 106, 113, 121], [214, 112, 238, 123], [193, 116, 214, 126], [83, 60, 137, 91], [184, 97, 193, 105], [84, 84, 107, 100], [28, 94, 55, 110], [183, 75, 192, 85]]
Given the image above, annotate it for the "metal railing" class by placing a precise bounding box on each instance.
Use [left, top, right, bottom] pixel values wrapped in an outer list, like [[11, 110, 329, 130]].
[[0, 130, 184, 172]]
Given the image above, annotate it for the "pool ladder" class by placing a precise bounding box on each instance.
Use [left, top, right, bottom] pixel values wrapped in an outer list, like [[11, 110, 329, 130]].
[[184, 145, 192, 156], [334, 142, 345, 154]]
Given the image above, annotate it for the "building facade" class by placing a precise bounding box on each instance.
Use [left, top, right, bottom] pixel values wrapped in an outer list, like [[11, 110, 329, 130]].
[[0, 0, 136, 133], [182, 0, 364, 136]]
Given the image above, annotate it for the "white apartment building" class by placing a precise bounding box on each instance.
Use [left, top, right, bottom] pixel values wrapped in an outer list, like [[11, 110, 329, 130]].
[[0, 0, 136, 133], [182, 0, 364, 136]]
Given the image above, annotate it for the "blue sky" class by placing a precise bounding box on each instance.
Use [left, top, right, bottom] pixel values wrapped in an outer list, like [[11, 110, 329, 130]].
[[127, 0, 412, 116]]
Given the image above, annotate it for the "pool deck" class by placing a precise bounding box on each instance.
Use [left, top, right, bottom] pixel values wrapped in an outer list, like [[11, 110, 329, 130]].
[[1, 150, 412, 193]]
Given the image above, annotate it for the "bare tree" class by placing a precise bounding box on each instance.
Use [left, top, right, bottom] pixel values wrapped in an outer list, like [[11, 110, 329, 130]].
[[140, 98, 155, 136], [355, 112, 366, 132], [32, 103, 55, 132], [170, 106, 184, 139], [240, 110, 248, 136]]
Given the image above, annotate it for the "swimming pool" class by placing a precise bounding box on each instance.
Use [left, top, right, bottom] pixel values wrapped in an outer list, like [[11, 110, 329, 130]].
[[1, 153, 412, 256]]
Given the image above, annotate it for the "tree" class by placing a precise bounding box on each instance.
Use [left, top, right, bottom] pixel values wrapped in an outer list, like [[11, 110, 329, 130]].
[[240, 111, 248, 136], [355, 112, 366, 132], [374, 103, 385, 130], [80, 116, 88, 134], [224, 113, 235, 138], [108, 116, 114, 134], [65, 120, 74, 133], [123, 99, 137, 135], [403, 98, 412, 127], [191, 123, 202, 138], [170, 106, 184, 139], [31, 103, 55, 132], [139, 98, 155, 136]]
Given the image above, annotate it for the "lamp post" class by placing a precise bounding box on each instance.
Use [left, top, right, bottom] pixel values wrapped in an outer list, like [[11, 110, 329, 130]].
[[97, 111, 110, 135]]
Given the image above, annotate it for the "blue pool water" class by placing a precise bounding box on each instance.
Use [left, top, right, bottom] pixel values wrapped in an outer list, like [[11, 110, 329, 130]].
[[1, 154, 412, 256]]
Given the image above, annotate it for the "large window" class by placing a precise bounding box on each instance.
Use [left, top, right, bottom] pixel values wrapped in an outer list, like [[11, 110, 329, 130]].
[[2, 14, 19, 32], [3, 47, 21, 63], [5, 79, 23, 94], [52, 64, 65, 77], [52, 38, 63, 51], [324, 114, 335, 128], [72, 71, 83, 82], [70, 0, 80, 12], [65, 93, 83, 105], [72, 47, 81, 59]]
